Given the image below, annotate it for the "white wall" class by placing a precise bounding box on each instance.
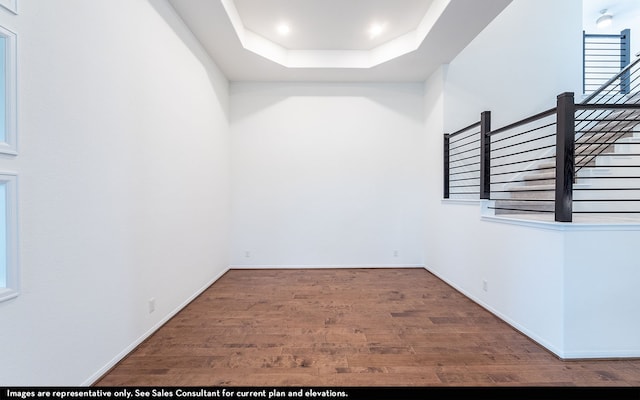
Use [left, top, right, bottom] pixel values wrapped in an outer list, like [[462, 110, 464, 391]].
[[230, 83, 426, 268], [564, 228, 640, 358], [427, 0, 640, 359], [424, 0, 583, 356], [0, 0, 231, 385], [443, 0, 583, 131]]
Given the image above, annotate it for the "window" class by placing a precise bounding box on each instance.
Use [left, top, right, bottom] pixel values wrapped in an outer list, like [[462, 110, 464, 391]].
[[0, 173, 18, 302], [0, 24, 16, 155]]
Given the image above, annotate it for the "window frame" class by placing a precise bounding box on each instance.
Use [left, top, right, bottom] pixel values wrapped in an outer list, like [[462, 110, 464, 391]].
[[0, 24, 17, 155], [0, 0, 17, 15], [0, 172, 18, 302]]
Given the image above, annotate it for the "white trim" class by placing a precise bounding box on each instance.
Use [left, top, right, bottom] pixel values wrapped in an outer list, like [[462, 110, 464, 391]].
[[441, 198, 481, 205], [481, 214, 640, 231], [559, 350, 640, 360], [82, 267, 230, 386], [229, 264, 426, 270], [0, 172, 17, 302], [0, 0, 16, 14], [480, 200, 640, 231], [219, 0, 450, 69], [0, 24, 17, 155]]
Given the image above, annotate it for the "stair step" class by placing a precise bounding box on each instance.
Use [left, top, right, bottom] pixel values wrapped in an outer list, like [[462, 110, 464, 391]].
[[492, 199, 554, 215], [522, 171, 555, 182], [595, 154, 640, 167]]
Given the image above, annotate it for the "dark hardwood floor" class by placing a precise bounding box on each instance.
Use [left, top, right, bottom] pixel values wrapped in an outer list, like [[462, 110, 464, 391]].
[[95, 268, 640, 386]]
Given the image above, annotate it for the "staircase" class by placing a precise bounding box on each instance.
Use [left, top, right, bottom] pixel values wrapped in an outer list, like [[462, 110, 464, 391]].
[[493, 92, 640, 217]]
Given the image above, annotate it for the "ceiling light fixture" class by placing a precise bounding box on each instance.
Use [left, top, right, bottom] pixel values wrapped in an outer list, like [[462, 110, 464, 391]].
[[276, 23, 290, 36], [596, 9, 613, 29], [368, 23, 385, 39]]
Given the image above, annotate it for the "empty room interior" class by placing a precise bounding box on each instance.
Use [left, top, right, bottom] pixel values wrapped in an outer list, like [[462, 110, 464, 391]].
[[1, 0, 640, 386]]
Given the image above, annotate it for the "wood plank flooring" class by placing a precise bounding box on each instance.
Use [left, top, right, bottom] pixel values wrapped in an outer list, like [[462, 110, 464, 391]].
[[94, 268, 640, 386]]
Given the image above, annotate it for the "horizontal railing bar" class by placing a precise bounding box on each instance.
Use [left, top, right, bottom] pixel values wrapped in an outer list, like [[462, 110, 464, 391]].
[[576, 176, 640, 180], [576, 142, 640, 147], [449, 143, 481, 154], [491, 176, 554, 185], [491, 124, 556, 146], [576, 119, 640, 124], [574, 199, 640, 201], [573, 211, 640, 214], [490, 144, 556, 161], [578, 165, 640, 168], [584, 33, 624, 38], [449, 163, 480, 170], [492, 188, 554, 193], [490, 167, 554, 177], [492, 132, 556, 152], [487, 107, 557, 137], [447, 121, 481, 138], [585, 54, 625, 57], [488, 198, 553, 202], [449, 168, 480, 175], [451, 153, 481, 164], [491, 155, 555, 168], [577, 104, 640, 110], [450, 177, 480, 183], [450, 169, 480, 176], [449, 130, 481, 145], [449, 138, 480, 149], [574, 187, 640, 190], [450, 151, 481, 160], [450, 184, 481, 189]]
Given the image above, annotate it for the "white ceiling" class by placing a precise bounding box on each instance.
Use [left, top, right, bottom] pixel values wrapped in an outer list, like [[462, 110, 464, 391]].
[[167, 0, 513, 82], [233, 0, 435, 51]]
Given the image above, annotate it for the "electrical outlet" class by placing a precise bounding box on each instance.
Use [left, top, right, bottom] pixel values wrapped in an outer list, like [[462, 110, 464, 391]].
[[482, 280, 488, 292], [148, 298, 156, 314], [393, 250, 399, 257], [244, 250, 251, 258]]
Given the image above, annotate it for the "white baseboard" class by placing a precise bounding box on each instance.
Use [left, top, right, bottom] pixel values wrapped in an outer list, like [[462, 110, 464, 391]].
[[229, 264, 426, 269], [423, 266, 565, 359], [560, 350, 640, 359], [82, 267, 230, 386]]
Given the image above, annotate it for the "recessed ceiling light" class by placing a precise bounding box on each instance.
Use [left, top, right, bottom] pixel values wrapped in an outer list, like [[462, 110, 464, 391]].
[[368, 23, 386, 39], [277, 23, 291, 36]]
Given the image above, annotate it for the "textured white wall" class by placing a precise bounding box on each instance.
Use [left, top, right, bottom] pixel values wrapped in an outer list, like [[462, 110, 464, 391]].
[[230, 83, 426, 268], [0, 0, 231, 385]]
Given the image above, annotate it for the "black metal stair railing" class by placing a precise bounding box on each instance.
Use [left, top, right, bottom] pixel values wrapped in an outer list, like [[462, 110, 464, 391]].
[[443, 121, 482, 199], [443, 40, 640, 221], [575, 56, 640, 173], [583, 29, 630, 96], [485, 108, 558, 216]]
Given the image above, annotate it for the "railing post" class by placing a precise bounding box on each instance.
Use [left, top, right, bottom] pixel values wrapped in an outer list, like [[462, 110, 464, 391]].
[[620, 29, 631, 94], [555, 92, 575, 222], [480, 111, 491, 200], [444, 133, 450, 199]]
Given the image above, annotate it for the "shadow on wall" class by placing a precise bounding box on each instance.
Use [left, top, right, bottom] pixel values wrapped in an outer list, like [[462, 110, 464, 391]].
[[229, 82, 426, 124], [147, 0, 230, 116]]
